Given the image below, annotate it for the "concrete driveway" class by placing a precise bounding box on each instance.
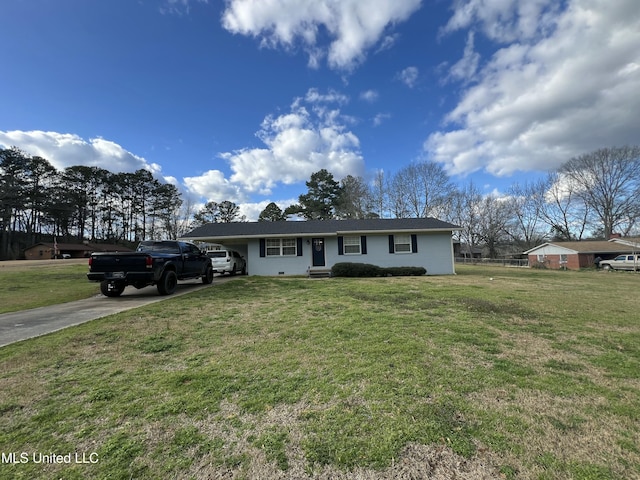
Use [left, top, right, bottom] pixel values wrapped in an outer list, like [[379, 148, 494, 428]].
[[0, 276, 233, 348]]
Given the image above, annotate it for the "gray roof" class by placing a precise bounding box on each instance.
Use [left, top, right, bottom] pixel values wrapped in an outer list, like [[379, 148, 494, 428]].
[[182, 218, 460, 241]]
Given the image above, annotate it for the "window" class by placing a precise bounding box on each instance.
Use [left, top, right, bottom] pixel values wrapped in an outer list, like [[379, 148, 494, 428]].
[[338, 236, 367, 255], [388, 234, 417, 254], [560, 254, 568, 263], [537, 254, 546, 263], [282, 239, 296, 256], [343, 236, 361, 255], [266, 238, 297, 256], [394, 234, 412, 253], [266, 239, 280, 256]]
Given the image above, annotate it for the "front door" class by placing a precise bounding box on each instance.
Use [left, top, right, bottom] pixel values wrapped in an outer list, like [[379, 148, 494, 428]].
[[312, 238, 325, 267]]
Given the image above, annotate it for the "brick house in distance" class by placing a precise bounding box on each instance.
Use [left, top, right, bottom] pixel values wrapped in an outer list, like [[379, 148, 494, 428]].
[[24, 242, 132, 260], [524, 238, 640, 270]]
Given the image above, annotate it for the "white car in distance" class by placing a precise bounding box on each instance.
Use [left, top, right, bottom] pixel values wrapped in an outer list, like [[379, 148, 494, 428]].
[[206, 248, 246, 275]]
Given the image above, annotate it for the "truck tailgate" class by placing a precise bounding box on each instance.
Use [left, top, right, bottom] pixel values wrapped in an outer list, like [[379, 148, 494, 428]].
[[89, 253, 151, 273]]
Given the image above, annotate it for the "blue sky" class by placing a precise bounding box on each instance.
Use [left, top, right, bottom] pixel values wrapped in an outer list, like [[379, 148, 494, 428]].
[[1, 0, 639, 220]]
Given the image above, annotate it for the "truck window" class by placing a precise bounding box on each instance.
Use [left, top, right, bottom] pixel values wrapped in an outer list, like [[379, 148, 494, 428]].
[[137, 241, 180, 254]]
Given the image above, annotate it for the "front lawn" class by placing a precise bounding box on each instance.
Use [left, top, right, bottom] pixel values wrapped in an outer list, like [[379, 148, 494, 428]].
[[0, 262, 99, 314], [0, 266, 638, 479]]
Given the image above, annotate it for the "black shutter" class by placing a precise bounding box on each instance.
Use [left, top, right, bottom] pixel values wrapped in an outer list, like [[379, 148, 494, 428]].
[[389, 235, 395, 254], [361, 236, 367, 254], [297, 238, 303, 256], [259, 238, 266, 257], [411, 234, 418, 253], [338, 236, 344, 255]]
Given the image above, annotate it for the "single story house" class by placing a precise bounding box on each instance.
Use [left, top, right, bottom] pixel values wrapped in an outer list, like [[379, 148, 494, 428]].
[[524, 240, 638, 270], [181, 218, 461, 276], [24, 242, 132, 260], [454, 242, 483, 259]]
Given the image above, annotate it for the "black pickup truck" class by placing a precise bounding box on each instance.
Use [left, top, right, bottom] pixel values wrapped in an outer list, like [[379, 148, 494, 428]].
[[88, 240, 213, 297]]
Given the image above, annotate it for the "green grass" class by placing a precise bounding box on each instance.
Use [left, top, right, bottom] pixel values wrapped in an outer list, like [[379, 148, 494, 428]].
[[0, 266, 639, 479], [0, 262, 99, 313]]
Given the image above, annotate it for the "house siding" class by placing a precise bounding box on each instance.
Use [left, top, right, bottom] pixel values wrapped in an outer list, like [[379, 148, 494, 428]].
[[245, 232, 455, 276]]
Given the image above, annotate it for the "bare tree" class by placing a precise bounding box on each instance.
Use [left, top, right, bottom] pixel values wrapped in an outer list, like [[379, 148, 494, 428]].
[[449, 181, 483, 254], [538, 172, 589, 241], [559, 146, 640, 238], [505, 180, 549, 250], [336, 175, 373, 219], [370, 170, 388, 218], [389, 161, 453, 218], [477, 194, 511, 259], [169, 196, 197, 239]]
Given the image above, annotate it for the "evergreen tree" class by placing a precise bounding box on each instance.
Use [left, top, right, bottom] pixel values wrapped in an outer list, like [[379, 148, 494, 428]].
[[258, 202, 286, 221], [286, 169, 342, 220]]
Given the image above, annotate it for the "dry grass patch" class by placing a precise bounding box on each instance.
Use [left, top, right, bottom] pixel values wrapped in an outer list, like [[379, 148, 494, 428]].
[[149, 400, 502, 480], [469, 388, 638, 479]]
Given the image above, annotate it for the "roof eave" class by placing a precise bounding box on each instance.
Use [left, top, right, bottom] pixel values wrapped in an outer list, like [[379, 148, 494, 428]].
[[336, 227, 460, 235], [182, 228, 458, 243]]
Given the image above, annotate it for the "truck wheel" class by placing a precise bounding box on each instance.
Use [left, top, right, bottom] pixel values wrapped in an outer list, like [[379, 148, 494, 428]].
[[157, 270, 178, 295], [602, 264, 612, 271], [202, 265, 214, 284], [100, 280, 125, 297]]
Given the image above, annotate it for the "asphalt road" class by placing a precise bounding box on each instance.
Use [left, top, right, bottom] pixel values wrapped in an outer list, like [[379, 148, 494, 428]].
[[0, 276, 232, 348]]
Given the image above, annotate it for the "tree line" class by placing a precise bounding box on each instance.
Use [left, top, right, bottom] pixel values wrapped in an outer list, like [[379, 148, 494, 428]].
[[3, 145, 639, 260], [0, 147, 186, 259], [258, 146, 640, 258]]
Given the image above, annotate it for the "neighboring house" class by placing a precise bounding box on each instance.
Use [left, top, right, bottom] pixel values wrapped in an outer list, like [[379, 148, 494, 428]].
[[524, 240, 638, 270], [182, 218, 461, 276], [454, 242, 483, 259], [24, 242, 132, 260]]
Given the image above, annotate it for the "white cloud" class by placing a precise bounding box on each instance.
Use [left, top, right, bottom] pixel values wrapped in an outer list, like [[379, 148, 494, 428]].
[[159, 0, 209, 15], [397, 66, 419, 88], [373, 113, 391, 127], [305, 87, 349, 105], [217, 89, 364, 194], [441, 0, 560, 43], [221, 0, 422, 70], [183, 169, 247, 204], [376, 33, 399, 53], [0, 130, 162, 175], [427, 0, 640, 177], [238, 198, 298, 222], [447, 31, 480, 83], [359, 89, 379, 103]]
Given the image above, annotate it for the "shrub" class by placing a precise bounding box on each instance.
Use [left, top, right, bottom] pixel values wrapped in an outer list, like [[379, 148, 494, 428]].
[[383, 266, 427, 276], [331, 262, 382, 277], [331, 263, 427, 277]]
